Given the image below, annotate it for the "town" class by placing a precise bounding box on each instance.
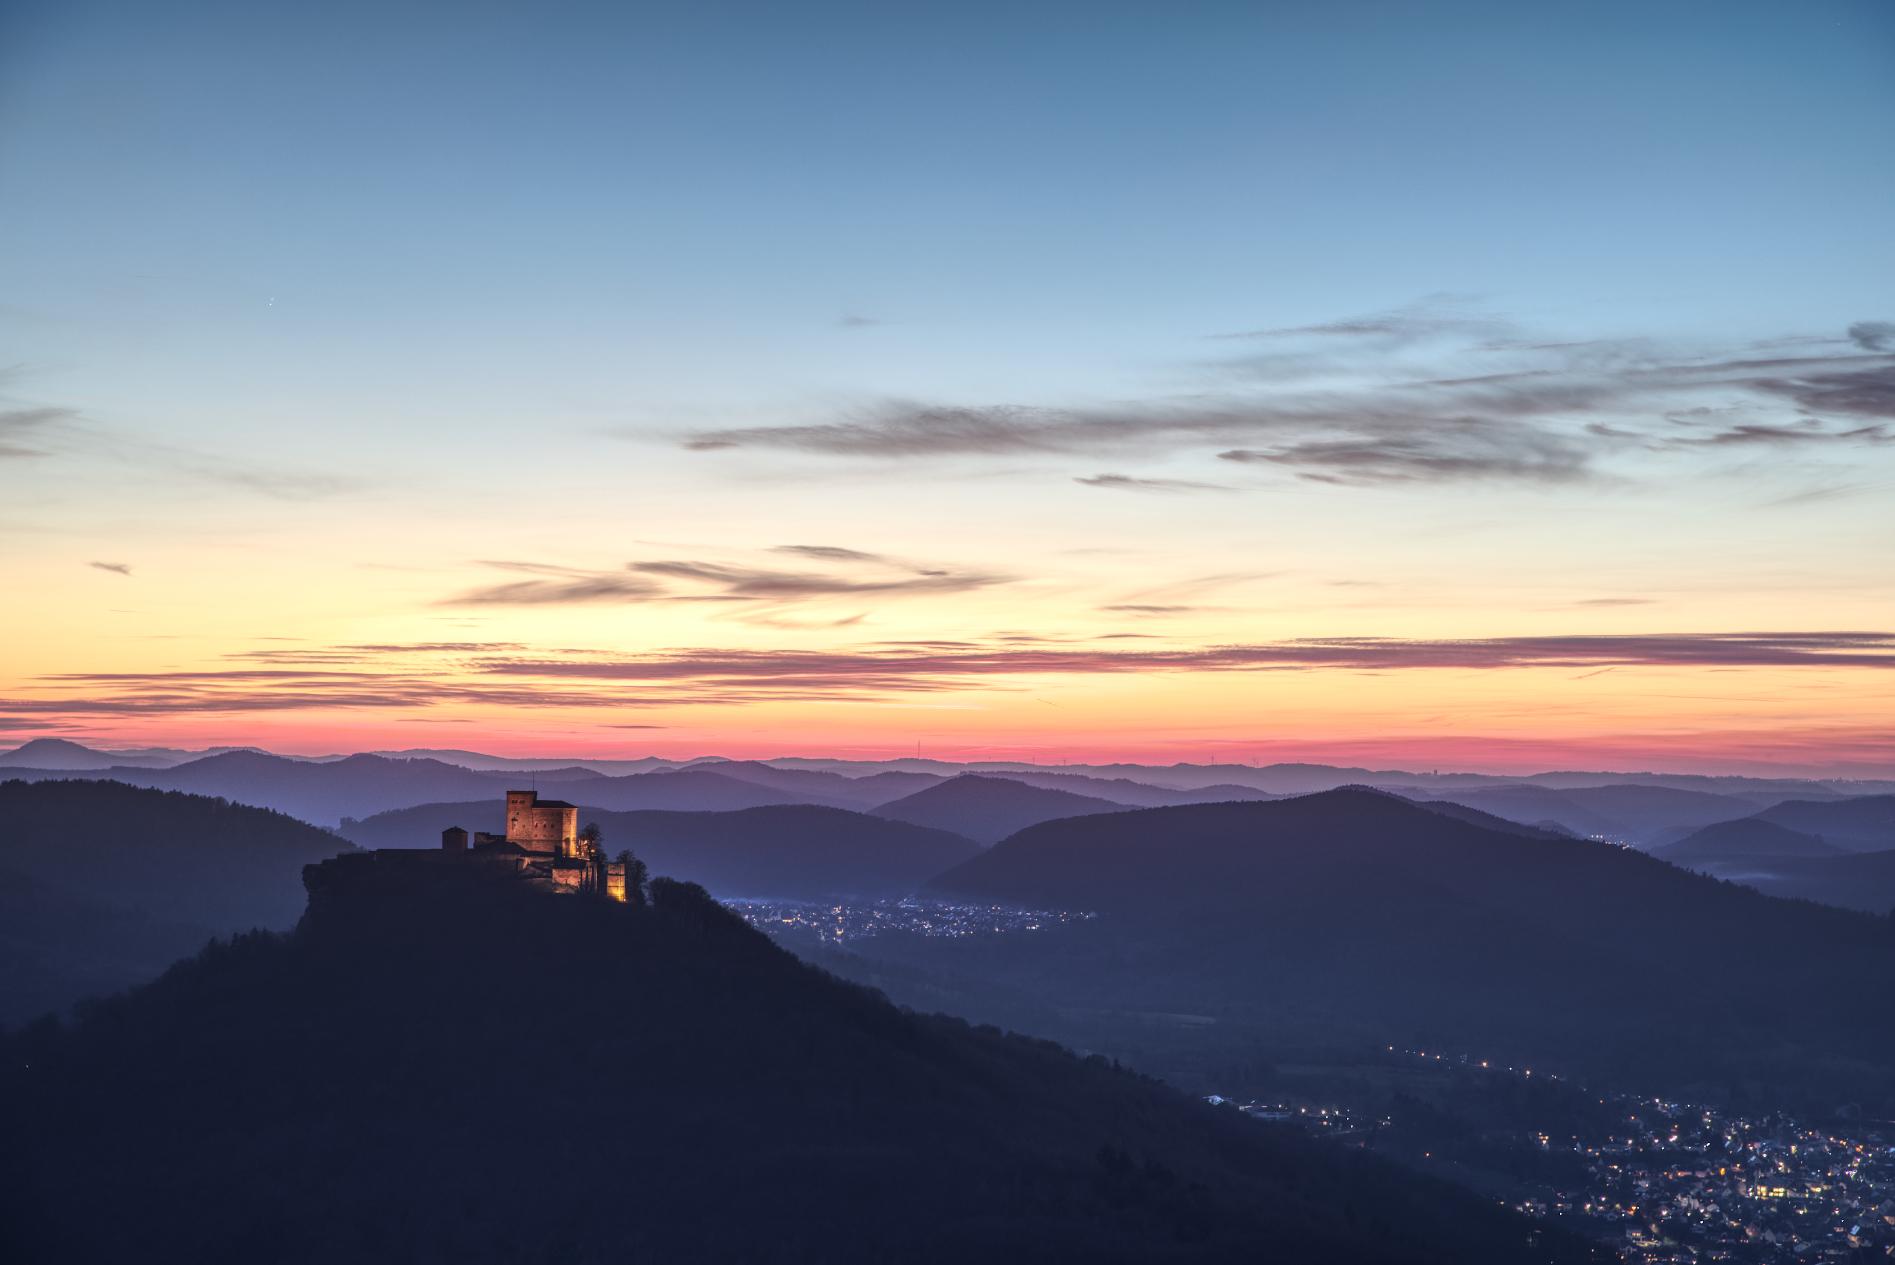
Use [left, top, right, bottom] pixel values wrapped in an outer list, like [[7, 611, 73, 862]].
[[1207, 1050, 1895, 1264], [727, 897, 1096, 944]]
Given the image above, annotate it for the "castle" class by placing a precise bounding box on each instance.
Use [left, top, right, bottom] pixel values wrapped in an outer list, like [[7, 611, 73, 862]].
[[305, 789, 629, 902], [452, 789, 628, 899]]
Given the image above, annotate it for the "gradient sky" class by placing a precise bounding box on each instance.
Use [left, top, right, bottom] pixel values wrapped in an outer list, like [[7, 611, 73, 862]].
[[3, 0, 1893, 772]]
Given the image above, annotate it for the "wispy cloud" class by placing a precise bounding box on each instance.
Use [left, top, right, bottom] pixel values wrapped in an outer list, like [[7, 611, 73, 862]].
[[676, 309, 1895, 486], [769, 545, 886, 563], [444, 563, 668, 606], [88, 562, 133, 576], [14, 631, 1895, 718], [0, 383, 364, 499], [186, 464, 367, 500], [441, 551, 1011, 608], [1075, 473, 1234, 492], [0, 407, 75, 458], [1848, 321, 1894, 353]]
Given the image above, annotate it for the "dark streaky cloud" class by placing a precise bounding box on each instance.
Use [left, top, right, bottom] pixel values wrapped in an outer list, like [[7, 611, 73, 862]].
[[442, 552, 1008, 607], [22, 631, 1895, 718], [678, 316, 1895, 486], [1848, 321, 1895, 353], [0, 407, 76, 458], [1076, 474, 1233, 492]]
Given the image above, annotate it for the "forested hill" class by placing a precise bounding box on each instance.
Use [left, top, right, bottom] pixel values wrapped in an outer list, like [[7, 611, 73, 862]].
[[1, 867, 1608, 1265], [910, 789, 1895, 1109], [0, 779, 351, 930]]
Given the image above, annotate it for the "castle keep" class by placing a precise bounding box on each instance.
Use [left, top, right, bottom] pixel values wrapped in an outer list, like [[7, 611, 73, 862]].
[[306, 789, 628, 902]]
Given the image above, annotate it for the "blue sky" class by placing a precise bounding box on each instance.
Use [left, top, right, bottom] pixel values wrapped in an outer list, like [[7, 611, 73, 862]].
[[6, 0, 1890, 416]]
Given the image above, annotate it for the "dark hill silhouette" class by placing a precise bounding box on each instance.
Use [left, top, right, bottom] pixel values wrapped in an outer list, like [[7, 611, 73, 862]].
[[893, 790, 1895, 1109], [686, 759, 945, 807], [0, 779, 352, 932], [0, 752, 508, 827], [574, 804, 980, 900], [873, 774, 1133, 845], [0, 757, 817, 830], [1676, 849, 1895, 916], [0, 737, 178, 769], [342, 801, 978, 900], [1656, 817, 1843, 860], [337, 798, 510, 847], [498, 764, 610, 783], [1399, 796, 1568, 841], [129, 750, 509, 824], [0, 864, 214, 1024], [540, 767, 835, 813], [1752, 795, 1895, 852], [979, 770, 1282, 808], [0, 867, 1607, 1265], [849, 768, 955, 800], [1395, 783, 1758, 844]]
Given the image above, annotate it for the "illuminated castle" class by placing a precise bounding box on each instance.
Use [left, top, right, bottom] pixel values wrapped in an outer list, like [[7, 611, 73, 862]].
[[440, 790, 628, 900], [307, 789, 628, 902]]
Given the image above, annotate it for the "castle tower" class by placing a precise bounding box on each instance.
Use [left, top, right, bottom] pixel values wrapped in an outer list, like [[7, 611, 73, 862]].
[[504, 790, 578, 857], [441, 826, 469, 853]]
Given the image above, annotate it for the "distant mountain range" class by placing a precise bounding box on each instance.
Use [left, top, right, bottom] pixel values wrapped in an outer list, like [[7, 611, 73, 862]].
[[2, 861, 1607, 1265], [0, 752, 845, 827], [0, 737, 271, 769], [10, 736, 1890, 794]]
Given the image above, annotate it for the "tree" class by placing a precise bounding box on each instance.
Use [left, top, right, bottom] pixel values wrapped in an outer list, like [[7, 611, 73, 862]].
[[615, 849, 650, 905]]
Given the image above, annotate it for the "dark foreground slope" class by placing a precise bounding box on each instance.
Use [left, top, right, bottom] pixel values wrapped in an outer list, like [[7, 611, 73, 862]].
[[344, 801, 979, 899], [902, 790, 1895, 1110], [1, 870, 1604, 1265], [0, 779, 352, 930]]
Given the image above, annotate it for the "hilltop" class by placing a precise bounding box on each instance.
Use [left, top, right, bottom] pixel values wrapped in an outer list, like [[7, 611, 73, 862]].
[[0, 779, 352, 931], [1, 862, 1607, 1265]]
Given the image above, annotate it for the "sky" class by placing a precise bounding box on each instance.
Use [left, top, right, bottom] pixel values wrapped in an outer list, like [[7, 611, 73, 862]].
[[2, 0, 1893, 773]]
